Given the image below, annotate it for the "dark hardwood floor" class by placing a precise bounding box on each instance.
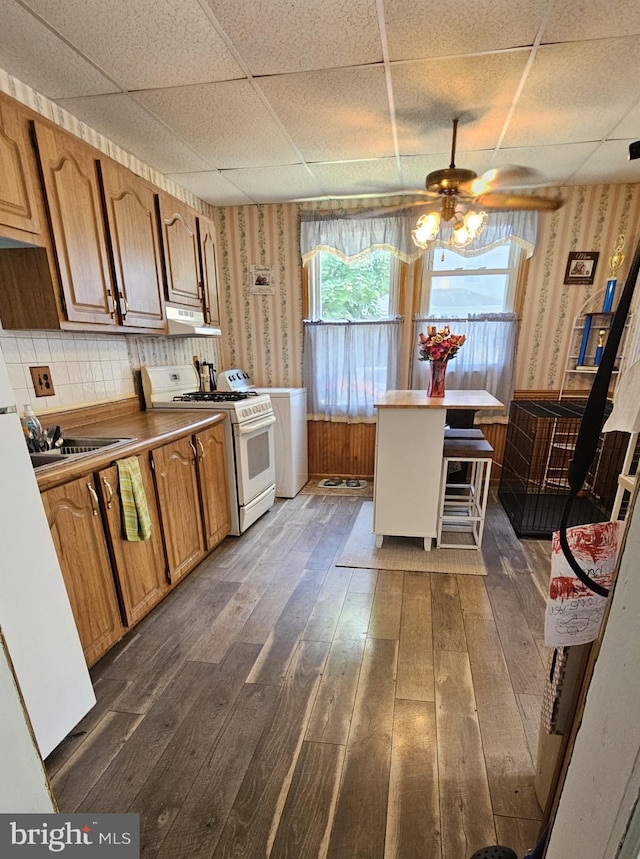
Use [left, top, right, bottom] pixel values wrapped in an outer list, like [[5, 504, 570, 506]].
[[46, 492, 549, 859]]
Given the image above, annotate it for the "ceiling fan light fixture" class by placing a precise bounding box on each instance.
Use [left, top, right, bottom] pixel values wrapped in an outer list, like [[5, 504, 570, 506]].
[[412, 211, 441, 248], [464, 209, 487, 235], [411, 206, 486, 250]]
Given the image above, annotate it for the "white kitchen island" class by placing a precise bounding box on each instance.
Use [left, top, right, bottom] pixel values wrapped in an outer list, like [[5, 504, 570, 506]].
[[373, 390, 504, 550]]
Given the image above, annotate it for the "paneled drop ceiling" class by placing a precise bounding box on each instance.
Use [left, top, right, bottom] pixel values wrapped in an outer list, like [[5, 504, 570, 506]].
[[1, 0, 640, 206]]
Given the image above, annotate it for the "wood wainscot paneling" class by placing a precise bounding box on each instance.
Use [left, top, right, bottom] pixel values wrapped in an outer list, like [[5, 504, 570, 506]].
[[307, 392, 567, 484], [308, 419, 513, 483], [307, 420, 376, 480]]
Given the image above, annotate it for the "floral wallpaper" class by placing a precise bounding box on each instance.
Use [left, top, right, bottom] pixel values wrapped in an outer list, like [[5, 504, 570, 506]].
[[517, 183, 640, 393]]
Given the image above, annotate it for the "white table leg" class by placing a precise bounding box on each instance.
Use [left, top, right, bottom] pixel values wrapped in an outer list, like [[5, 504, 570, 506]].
[[423, 537, 432, 551], [375, 534, 383, 548]]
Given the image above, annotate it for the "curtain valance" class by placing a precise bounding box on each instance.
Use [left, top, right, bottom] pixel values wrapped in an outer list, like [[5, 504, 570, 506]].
[[300, 207, 539, 262]]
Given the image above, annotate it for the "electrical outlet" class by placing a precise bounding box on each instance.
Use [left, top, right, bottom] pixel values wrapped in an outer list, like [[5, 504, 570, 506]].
[[30, 365, 55, 398]]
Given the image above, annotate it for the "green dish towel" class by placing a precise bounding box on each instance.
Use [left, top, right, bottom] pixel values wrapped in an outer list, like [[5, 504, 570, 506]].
[[116, 456, 152, 542]]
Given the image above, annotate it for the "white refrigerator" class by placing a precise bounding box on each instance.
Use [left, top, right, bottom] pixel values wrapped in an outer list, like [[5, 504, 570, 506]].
[[0, 342, 95, 760]]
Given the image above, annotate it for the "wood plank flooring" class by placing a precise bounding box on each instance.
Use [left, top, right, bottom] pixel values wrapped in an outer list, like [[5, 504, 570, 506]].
[[46, 492, 550, 859]]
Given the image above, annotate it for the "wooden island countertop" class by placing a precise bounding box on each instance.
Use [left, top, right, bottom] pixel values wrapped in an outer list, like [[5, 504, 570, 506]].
[[374, 390, 504, 410]]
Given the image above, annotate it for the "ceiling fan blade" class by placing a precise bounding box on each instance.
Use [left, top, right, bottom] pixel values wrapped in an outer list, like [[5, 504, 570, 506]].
[[343, 200, 438, 218], [462, 165, 546, 195], [473, 192, 564, 212]]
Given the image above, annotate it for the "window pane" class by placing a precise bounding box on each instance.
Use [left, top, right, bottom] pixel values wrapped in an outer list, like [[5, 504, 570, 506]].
[[433, 244, 511, 271], [319, 250, 391, 320], [429, 274, 509, 315]]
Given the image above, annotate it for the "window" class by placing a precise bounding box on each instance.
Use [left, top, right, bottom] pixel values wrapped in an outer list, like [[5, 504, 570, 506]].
[[309, 250, 399, 321], [413, 241, 523, 420], [304, 249, 403, 421], [421, 242, 521, 316]]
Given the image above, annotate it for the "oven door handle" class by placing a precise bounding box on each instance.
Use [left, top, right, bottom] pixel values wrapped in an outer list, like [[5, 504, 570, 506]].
[[236, 413, 276, 436]]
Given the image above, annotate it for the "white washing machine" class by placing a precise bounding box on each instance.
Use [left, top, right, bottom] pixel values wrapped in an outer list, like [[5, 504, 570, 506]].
[[218, 370, 308, 497]]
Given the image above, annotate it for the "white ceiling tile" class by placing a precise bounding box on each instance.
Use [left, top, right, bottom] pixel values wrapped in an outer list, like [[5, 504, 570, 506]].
[[391, 53, 530, 156], [503, 38, 640, 148], [166, 171, 255, 206], [543, 0, 640, 42], [135, 80, 302, 168], [571, 140, 640, 185], [1, 0, 639, 203], [257, 67, 394, 162], [56, 93, 212, 174], [203, 0, 381, 74], [218, 165, 324, 203], [0, 0, 117, 98], [20, 0, 244, 89], [489, 143, 601, 186], [384, 0, 549, 60], [309, 159, 403, 198], [609, 100, 640, 140]]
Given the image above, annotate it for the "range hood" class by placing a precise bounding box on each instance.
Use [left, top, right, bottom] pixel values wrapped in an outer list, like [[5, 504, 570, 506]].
[[165, 304, 221, 337]]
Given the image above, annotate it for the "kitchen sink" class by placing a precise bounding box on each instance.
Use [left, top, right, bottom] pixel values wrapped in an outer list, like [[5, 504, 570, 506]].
[[30, 437, 135, 469], [58, 436, 134, 455], [30, 451, 72, 467]]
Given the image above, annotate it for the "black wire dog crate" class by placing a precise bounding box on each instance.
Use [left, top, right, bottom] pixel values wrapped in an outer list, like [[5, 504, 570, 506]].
[[498, 399, 630, 538]]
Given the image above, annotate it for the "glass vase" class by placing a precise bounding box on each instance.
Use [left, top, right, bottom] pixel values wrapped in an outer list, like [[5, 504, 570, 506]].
[[428, 360, 447, 397]]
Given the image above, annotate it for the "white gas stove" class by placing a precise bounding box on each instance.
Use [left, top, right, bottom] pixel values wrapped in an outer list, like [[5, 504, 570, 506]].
[[141, 365, 276, 535], [217, 368, 308, 498], [141, 365, 272, 423]]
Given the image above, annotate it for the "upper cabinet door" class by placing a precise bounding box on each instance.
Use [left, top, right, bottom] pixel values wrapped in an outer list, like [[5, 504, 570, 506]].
[[0, 96, 41, 236], [33, 121, 116, 326], [98, 158, 166, 331], [157, 193, 202, 308], [197, 215, 222, 328]]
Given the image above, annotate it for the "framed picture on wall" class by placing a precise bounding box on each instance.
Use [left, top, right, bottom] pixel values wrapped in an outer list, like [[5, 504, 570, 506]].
[[564, 251, 600, 285]]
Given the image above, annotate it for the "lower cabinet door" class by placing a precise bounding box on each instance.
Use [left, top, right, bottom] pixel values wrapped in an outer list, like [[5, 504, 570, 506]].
[[195, 424, 230, 551], [151, 437, 205, 582], [98, 457, 169, 626], [42, 477, 125, 667]]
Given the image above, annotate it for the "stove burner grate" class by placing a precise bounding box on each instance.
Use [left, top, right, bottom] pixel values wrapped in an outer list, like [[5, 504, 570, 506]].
[[172, 390, 256, 403]]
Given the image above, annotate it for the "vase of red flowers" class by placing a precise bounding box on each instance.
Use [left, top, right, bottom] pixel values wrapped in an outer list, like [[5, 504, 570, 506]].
[[418, 325, 466, 397]]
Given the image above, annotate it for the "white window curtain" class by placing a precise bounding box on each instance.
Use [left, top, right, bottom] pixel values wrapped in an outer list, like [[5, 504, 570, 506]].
[[411, 315, 518, 421], [300, 208, 539, 263], [304, 320, 403, 422], [300, 209, 422, 264]]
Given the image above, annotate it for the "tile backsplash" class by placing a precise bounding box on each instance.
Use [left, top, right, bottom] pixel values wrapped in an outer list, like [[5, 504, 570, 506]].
[[0, 329, 222, 417]]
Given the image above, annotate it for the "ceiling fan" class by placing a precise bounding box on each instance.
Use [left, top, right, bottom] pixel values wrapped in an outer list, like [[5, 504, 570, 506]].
[[416, 117, 563, 212], [354, 118, 564, 248]]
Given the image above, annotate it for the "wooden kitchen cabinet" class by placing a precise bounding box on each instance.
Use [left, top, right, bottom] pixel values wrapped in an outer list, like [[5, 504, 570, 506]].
[[41, 476, 125, 667], [156, 192, 202, 308], [0, 103, 171, 333], [0, 94, 41, 238], [151, 425, 230, 580], [97, 158, 166, 331], [195, 423, 230, 550], [197, 215, 222, 328], [151, 436, 206, 582], [32, 120, 116, 327], [97, 457, 169, 627]]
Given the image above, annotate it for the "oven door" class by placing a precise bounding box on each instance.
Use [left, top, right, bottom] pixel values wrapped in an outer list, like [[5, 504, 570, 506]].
[[233, 412, 276, 506]]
